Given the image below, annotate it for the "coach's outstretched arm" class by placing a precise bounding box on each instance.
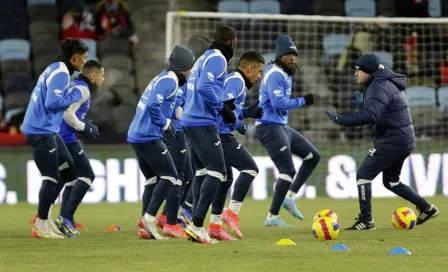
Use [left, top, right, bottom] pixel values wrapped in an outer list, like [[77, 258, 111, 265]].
[[45, 72, 83, 110], [326, 82, 389, 127], [267, 72, 313, 111], [196, 56, 226, 110]]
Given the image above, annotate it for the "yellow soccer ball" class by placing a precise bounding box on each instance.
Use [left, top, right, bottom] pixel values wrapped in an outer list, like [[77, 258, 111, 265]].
[[392, 207, 417, 230], [312, 216, 340, 240], [313, 209, 339, 223]]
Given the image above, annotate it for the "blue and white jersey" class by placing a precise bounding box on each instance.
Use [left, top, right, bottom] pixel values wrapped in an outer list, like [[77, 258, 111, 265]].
[[256, 64, 306, 125], [59, 78, 92, 143], [23, 62, 83, 135], [218, 71, 246, 134], [127, 71, 179, 143], [181, 49, 227, 127]]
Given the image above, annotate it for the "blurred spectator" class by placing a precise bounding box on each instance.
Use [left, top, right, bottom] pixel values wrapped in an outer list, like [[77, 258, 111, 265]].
[[95, 0, 139, 44], [61, 3, 97, 40]]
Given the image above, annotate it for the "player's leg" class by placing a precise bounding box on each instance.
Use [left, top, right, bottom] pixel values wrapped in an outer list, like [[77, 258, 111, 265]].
[[190, 147, 206, 218], [347, 148, 396, 230], [212, 134, 258, 239], [27, 134, 64, 239], [134, 140, 178, 240], [286, 127, 321, 219], [180, 146, 194, 223], [255, 124, 295, 227], [208, 163, 235, 241], [159, 133, 188, 238], [382, 150, 439, 225], [59, 141, 95, 232], [183, 126, 226, 244]]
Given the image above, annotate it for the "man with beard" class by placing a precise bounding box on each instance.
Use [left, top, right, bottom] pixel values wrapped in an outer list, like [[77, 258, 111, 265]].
[[54, 60, 104, 237], [255, 34, 320, 227]]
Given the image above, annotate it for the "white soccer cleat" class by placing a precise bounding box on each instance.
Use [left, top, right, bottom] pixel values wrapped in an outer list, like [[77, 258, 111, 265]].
[[142, 216, 168, 240], [32, 218, 64, 239], [185, 224, 218, 244]]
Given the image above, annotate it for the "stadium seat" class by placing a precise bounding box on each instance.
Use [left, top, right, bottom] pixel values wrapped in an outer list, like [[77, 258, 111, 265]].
[[322, 34, 350, 61], [372, 51, 393, 69], [218, 0, 249, 13], [2, 75, 33, 96], [27, 0, 57, 5], [28, 5, 58, 22], [29, 22, 59, 41], [33, 53, 55, 76], [437, 86, 448, 109], [249, 0, 281, 14], [0, 24, 28, 40], [0, 39, 30, 61], [98, 38, 129, 57], [405, 86, 436, 107], [80, 39, 97, 59], [102, 56, 133, 72], [1, 60, 32, 78], [429, 0, 441, 17], [345, 0, 376, 17], [31, 40, 59, 57]]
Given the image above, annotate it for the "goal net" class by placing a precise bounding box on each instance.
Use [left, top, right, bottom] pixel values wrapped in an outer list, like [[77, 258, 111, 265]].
[[166, 12, 448, 198]]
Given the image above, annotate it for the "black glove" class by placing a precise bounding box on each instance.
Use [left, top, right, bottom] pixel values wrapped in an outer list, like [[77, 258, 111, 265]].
[[303, 94, 314, 106], [236, 121, 248, 135], [351, 91, 364, 108], [242, 100, 264, 119], [219, 106, 236, 124], [163, 121, 177, 139], [223, 98, 236, 111], [82, 120, 99, 139], [325, 110, 343, 125]]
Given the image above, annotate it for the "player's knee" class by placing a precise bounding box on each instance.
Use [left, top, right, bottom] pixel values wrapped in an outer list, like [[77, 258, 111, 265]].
[[79, 177, 93, 186], [143, 176, 157, 187], [195, 168, 207, 177], [382, 177, 401, 190], [161, 175, 178, 185], [59, 161, 69, 171], [207, 167, 226, 182], [303, 151, 321, 166], [241, 168, 258, 178], [278, 168, 295, 182]]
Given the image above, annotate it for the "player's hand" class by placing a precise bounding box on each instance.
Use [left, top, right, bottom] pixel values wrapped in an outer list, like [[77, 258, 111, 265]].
[[236, 121, 248, 135], [163, 121, 177, 139], [219, 106, 236, 124], [223, 98, 236, 111], [303, 94, 314, 106], [82, 120, 99, 139], [243, 100, 264, 119], [351, 91, 364, 108], [325, 110, 342, 125]]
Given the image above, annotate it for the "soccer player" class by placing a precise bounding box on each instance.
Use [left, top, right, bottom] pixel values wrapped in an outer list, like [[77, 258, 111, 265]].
[[207, 52, 265, 240], [181, 24, 237, 244], [128, 45, 195, 240], [23, 38, 89, 239], [325, 53, 439, 230], [255, 34, 319, 227], [153, 35, 212, 232], [54, 60, 104, 237]]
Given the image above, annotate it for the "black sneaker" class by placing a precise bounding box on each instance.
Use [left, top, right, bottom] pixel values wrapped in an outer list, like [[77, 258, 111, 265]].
[[345, 215, 376, 230], [416, 204, 440, 225]]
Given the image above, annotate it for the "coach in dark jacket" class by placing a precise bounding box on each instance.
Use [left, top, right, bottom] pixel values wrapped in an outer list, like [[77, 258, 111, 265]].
[[325, 53, 438, 231]]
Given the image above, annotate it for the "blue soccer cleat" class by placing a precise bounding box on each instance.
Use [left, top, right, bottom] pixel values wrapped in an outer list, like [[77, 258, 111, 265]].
[[55, 215, 79, 237], [264, 217, 293, 227], [180, 207, 193, 225], [281, 199, 304, 220]]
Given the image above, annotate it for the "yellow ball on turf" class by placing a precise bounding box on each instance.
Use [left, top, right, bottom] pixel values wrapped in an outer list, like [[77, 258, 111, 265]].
[[392, 207, 417, 230], [312, 216, 340, 240], [313, 209, 339, 223]]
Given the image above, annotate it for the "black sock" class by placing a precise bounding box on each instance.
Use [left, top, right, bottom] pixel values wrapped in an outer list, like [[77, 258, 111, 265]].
[[358, 182, 373, 222], [211, 181, 232, 215], [388, 182, 430, 211], [146, 178, 175, 216], [231, 172, 255, 202], [191, 175, 205, 215], [182, 185, 194, 210], [165, 185, 181, 225], [141, 184, 156, 216], [193, 175, 220, 225], [289, 159, 318, 193], [61, 180, 91, 220], [269, 178, 291, 215], [38, 180, 57, 220], [61, 185, 73, 212]]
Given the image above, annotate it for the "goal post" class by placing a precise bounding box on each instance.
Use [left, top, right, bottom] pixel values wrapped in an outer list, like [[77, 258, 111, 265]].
[[166, 11, 448, 196]]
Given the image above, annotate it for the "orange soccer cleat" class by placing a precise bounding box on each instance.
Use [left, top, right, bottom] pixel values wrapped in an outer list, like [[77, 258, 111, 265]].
[[207, 223, 236, 241], [163, 224, 187, 238], [222, 209, 243, 239]]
